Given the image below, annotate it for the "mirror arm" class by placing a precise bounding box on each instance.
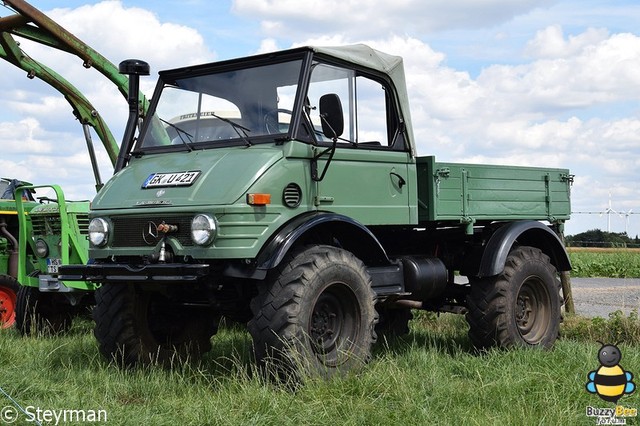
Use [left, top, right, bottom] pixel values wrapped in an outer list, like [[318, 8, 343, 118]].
[[311, 137, 338, 182]]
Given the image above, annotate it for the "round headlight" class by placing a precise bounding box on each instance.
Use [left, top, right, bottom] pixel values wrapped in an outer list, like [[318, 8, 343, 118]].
[[35, 239, 49, 258], [191, 214, 217, 246], [88, 218, 110, 247]]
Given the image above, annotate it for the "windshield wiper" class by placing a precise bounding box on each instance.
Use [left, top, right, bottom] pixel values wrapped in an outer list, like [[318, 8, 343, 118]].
[[159, 118, 195, 152], [209, 112, 253, 147]]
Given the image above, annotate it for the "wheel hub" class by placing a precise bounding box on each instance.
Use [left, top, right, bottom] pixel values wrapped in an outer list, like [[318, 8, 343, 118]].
[[516, 295, 533, 328], [310, 297, 341, 352], [515, 277, 550, 343], [0, 287, 16, 328]]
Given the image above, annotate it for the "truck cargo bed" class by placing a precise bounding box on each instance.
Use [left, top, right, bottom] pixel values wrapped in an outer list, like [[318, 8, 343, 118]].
[[417, 156, 572, 226]]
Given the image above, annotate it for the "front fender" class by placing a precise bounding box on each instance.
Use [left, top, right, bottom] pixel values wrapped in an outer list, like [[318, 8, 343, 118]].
[[478, 221, 571, 278], [224, 212, 391, 280], [257, 212, 390, 269]]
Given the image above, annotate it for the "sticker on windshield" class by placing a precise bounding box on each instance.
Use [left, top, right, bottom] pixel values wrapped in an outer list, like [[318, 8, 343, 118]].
[[142, 171, 201, 188]]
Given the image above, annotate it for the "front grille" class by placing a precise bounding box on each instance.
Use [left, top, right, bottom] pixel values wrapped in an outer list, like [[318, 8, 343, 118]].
[[77, 214, 89, 235], [31, 213, 89, 236], [31, 215, 61, 236], [111, 215, 194, 247]]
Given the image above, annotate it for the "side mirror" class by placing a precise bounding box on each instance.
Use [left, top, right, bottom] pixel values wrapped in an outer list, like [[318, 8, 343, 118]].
[[319, 93, 344, 139]]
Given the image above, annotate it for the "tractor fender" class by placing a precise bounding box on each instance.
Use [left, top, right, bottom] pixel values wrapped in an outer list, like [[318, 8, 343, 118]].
[[254, 212, 391, 273], [477, 221, 571, 278]]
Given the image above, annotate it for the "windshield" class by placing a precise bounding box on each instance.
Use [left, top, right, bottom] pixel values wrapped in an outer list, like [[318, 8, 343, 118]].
[[139, 59, 304, 149]]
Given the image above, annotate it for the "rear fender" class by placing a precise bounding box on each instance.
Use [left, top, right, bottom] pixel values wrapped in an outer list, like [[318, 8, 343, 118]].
[[477, 221, 571, 278]]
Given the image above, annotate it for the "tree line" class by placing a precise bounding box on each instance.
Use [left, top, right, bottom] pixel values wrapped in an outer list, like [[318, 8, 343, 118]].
[[565, 229, 640, 248]]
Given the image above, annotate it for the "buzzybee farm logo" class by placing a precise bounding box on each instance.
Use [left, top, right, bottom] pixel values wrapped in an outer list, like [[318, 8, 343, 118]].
[[585, 342, 637, 424]]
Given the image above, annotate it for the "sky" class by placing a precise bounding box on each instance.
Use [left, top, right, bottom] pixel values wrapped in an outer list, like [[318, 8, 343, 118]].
[[1, 0, 639, 238]]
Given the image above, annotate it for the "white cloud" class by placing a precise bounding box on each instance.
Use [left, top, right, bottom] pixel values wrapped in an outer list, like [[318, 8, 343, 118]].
[[233, 0, 556, 37], [0, 118, 53, 154], [46, 1, 215, 69], [525, 25, 609, 58]]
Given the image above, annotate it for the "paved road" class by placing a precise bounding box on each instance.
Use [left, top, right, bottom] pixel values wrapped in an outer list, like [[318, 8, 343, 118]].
[[570, 277, 640, 318]]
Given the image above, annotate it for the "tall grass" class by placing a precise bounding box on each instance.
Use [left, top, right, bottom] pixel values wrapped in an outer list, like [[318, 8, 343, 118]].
[[1, 313, 639, 425]]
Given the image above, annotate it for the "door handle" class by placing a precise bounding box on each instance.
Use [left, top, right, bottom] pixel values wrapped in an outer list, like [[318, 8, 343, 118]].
[[390, 172, 406, 188]]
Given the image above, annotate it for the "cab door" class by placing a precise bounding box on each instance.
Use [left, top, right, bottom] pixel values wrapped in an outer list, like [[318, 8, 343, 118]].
[[306, 63, 414, 225]]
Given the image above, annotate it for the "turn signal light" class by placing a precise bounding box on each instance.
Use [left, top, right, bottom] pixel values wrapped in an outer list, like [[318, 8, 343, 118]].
[[247, 193, 271, 205]]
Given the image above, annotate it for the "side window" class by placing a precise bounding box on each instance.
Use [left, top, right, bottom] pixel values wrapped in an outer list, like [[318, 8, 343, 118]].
[[306, 62, 400, 148]]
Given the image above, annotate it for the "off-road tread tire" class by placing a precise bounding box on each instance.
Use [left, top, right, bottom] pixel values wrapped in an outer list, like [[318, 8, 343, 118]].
[[15, 285, 72, 335], [248, 245, 378, 379], [93, 283, 217, 367], [466, 246, 561, 350]]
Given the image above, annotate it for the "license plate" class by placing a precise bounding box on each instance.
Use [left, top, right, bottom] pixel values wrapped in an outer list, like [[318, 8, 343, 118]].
[[142, 171, 200, 188], [47, 258, 62, 274]]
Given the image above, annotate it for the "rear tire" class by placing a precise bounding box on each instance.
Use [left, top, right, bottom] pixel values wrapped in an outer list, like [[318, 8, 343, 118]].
[[0, 275, 18, 329], [466, 246, 561, 350], [93, 283, 219, 367], [248, 245, 378, 380], [15, 286, 72, 335]]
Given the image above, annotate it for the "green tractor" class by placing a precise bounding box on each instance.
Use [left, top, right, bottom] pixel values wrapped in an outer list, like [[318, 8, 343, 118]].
[[0, 0, 147, 333], [0, 179, 37, 328]]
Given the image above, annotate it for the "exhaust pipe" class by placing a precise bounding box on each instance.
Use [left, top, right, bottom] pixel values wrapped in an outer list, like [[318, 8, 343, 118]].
[[115, 59, 150, 173]]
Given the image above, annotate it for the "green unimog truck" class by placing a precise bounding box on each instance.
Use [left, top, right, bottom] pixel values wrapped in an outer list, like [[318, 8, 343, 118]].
[[60, 44, 573, 377]]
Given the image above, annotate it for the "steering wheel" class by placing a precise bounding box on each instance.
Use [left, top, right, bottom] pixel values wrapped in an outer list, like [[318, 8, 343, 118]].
[[264, 108, 293, 134]]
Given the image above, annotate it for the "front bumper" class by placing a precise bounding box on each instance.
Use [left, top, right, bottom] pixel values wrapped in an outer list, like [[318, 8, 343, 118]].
[[58, 263, 210, 283]]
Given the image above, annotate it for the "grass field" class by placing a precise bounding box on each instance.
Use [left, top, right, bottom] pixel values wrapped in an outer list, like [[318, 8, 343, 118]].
[[1, 312, 639, 426], [1, 250, 638, 425]]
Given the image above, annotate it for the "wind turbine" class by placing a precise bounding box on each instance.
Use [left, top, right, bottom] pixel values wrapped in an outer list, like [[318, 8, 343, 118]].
[[623, 209, 633, 235], [600, 192, 621, 233]]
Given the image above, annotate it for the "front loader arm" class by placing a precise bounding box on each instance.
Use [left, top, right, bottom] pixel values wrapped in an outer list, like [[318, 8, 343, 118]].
[[0, 31, 119, 165], [0, 0, 150, 168]]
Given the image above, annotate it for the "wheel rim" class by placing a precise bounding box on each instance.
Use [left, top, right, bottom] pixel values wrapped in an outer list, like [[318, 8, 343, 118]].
[[515, 275, 551, 344], [0, 285, 17, 329], [309, 282, 360, 366]]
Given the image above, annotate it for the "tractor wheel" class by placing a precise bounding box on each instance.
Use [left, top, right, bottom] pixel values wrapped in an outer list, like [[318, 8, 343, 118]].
[[93, 283, 219, 367], [0, 275, 18, 329], [15, 286, 72, 335], [466, 246, 561, 350], [248, 245, 378, 380]]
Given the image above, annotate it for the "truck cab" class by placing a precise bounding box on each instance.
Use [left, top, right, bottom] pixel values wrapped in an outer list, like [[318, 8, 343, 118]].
[[61, 45, 572, 377]]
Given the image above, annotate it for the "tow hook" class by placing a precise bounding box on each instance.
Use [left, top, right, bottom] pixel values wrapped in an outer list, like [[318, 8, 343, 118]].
[[157, 222, 178, 262]]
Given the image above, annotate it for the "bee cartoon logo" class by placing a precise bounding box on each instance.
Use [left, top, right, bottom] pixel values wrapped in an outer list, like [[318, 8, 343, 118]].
[[586, 342, 635, 403]]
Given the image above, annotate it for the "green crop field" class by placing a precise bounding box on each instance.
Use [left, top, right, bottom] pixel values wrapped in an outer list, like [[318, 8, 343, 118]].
[[568, 248, 640, 278], [1, 312, 639, 426]]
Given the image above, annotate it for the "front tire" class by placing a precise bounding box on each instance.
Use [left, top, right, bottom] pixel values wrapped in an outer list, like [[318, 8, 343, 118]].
[[0, 275, 18, 329], [93, 283, 219, 367], [248, 245, 378, 379], [15, 286, 72, 335], [466, 246, 561, 350]]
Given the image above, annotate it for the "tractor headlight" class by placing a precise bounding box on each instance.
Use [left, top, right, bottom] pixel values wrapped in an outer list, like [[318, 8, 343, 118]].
[[35, 239, 49, 258], [191, 214, 217, 246], [88, 218, 110, 247]]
